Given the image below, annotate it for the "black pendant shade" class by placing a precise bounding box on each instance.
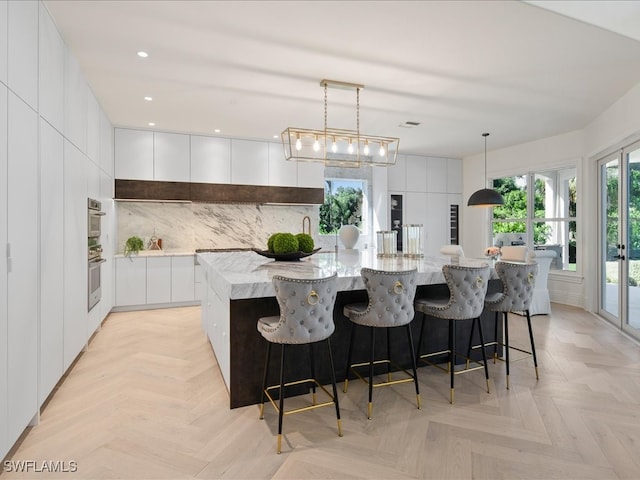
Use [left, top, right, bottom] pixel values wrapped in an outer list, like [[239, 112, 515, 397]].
[[467, 188, 504, 207], [467, 132, 504, 207]]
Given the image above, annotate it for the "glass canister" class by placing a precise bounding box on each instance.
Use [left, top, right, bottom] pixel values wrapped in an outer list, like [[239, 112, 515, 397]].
[[376, 230, 398, 257], [403, 224, 424, 258]]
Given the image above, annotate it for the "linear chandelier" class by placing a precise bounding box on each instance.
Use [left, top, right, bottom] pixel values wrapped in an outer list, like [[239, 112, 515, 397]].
[[281, 79, 399, 167]]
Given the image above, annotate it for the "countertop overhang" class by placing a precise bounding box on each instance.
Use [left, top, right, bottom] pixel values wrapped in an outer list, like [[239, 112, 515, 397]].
[[196, 250, 495, 300]]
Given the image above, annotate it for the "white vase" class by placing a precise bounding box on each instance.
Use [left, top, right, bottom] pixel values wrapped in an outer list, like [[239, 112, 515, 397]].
[[339, 225, 359, 250]]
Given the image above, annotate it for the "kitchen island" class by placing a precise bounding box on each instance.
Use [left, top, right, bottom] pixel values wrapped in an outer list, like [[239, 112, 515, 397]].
[[197, 250, 500, 408]]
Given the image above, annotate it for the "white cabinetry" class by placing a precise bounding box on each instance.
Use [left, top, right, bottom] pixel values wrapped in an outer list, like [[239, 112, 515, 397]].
[[204, 282, 230, 389], [114, 129, 154, 180], [405, 192, 427, 226], [447, 158, 462, 194], [64, 49, 87, 155], [268, 142, 297, 187], [0, 2, 7, 84], [406, 155, 427, 192], [426, 157, 448, 193], [231, 139, 269, 185], [115, 255, 197, 308], [172, 256, 195, 302], [87, 91, 100, 165], [387, 154, 406, 192], [63, 140, 87, 370], [0, 83, 8, 459], [39, 120, 64, 405], [38, 4, 64, 133], [154, 132, 190, 182], [147, 257, 172, 304], [190, 135, 231, 183], [7, 91, 38, 446], [7, 0, 38, 110], [115, 257, 147, 307], [99, 110, 114, 177], [425, 193, 449, 255]]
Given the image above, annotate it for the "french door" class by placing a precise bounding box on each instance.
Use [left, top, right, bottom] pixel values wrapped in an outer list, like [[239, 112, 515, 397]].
[[599, 141, 640, 338]]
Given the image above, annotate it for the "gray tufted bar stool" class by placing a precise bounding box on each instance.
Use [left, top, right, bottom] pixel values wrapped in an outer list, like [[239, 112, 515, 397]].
[[414, 265, 491, 404], [257, 273, 342, 454], [478, 261, 539, 389], [343, 268, 420, 419]]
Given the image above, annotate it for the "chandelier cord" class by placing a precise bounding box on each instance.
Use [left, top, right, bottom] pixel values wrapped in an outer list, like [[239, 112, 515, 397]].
[[356, 87, 360, 137], [324, 83, 328, 137]]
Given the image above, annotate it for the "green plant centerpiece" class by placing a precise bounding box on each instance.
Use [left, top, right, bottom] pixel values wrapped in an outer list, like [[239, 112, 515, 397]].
[[295, 233, 314, 253], [272, 233, 299, 254], [124, 236, 144, 257]]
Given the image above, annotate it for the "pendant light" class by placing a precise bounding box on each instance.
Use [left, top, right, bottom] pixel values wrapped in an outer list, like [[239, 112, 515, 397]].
[[467, 133, 504, 207]]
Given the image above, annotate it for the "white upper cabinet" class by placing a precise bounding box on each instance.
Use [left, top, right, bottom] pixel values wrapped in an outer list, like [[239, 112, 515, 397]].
[[0, 1, 7, 84], [231, 139, 269, 185], [38, 4, 64, 132], [447, 158, 462, 194], [387, 153, 406, 192], [297, 161, 325, 189], [99, 110, 113, 177], [268, 142, 297, 187], [7, 0, 37, 110], [405, 155, 428, 193], [425, 193, 448, 255], [64, 49, 88, 154], [190, 135, 231, 184], [405, 192, 427, 226], [114, 128, 153, 180], [426, 157, 448, 193], [87, 91, 100, 166], [154, 132, 189, 182]]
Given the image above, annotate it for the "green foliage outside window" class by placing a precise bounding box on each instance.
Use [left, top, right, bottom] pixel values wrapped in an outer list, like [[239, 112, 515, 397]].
[[319, 180, 363, 235]]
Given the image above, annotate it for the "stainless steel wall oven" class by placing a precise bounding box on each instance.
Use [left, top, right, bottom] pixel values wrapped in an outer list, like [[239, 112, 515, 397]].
[[88, 198, 106, 311]]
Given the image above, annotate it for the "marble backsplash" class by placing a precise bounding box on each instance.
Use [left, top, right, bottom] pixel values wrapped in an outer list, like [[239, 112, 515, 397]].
[[116, 201, 319, 253]]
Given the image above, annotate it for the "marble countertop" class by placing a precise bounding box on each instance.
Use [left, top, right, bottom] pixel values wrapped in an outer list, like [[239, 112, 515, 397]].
[[114, 249, 195, 258], [197, 249, 494, 300]]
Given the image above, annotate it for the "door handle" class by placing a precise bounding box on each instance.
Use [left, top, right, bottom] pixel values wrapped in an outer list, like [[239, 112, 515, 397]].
[[614, 254, 626, 260]]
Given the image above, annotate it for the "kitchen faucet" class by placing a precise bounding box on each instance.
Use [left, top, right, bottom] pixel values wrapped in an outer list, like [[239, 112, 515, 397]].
[[302, 216, 311, 235]]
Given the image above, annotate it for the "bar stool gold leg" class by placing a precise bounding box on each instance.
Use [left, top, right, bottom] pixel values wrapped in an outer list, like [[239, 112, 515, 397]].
[[337, 419, 343, 437], [367, 402, 373, 420], [276, 434, 282, 455], [450, 388, 455, 404]]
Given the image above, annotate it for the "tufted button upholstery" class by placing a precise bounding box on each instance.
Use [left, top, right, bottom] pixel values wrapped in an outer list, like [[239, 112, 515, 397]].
[[415, 265, 490, 320], [342, 268, 421, 418], [344, 268, 417, 327], [413, 264, 491, 403], [258, 274, 337, 345], [257, 273, 342, 453], [485, 262, 537, 313]]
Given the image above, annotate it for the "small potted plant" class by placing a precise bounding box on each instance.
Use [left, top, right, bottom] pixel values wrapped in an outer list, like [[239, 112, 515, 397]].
[[124, 236, 144, 257]]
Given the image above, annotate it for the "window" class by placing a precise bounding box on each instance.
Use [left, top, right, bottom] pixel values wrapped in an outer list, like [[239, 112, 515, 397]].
[[492, 166, 577, 271], [319, 178, 367, 235]]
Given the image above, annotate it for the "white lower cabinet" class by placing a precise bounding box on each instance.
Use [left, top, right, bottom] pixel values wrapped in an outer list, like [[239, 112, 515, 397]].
[[115, 256, 147, 306], [115, 254, 197, 308], [146, 257, 172, 304], [171, 256, 195, 302]]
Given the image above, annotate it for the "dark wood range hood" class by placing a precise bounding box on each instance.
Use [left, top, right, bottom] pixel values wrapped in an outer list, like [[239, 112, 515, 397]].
[[114, 179, 324, 205]]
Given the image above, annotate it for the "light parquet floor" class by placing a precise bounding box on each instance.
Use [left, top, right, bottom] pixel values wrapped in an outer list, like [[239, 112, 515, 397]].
[[3, 304, 640, 479]]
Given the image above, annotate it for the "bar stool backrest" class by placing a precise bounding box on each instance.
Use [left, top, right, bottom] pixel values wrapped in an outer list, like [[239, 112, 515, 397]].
[[265, 274, 338, 345], [493, 262, 538, 312], [435, 265, 491, 320], [351, 268, 418, 327]]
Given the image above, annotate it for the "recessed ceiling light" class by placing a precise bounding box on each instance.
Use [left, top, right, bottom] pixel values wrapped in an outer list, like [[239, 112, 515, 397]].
[[214, 129, 221, 133], [148, 122, 155, 126], [273, 135, 279, 139], [144, 96, 152, 101], [137, 51, 149, 58]]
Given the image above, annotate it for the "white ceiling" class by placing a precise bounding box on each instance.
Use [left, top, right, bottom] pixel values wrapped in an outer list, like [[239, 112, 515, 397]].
[[44, 0, 640, 158]]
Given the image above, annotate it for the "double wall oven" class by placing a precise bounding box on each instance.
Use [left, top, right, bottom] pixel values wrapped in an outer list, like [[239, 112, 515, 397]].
[[88, 198, 106, 311]]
